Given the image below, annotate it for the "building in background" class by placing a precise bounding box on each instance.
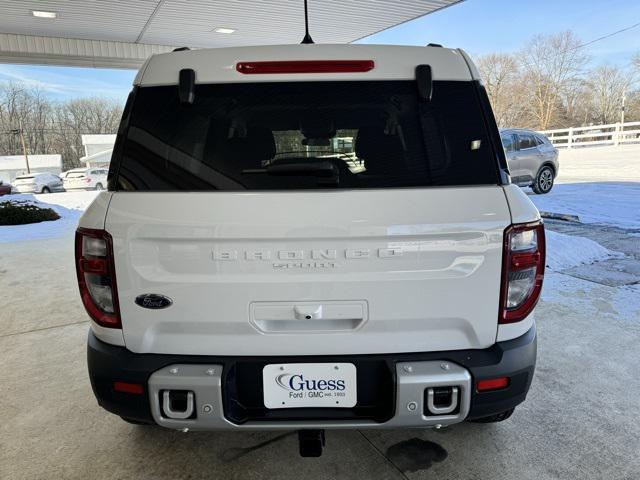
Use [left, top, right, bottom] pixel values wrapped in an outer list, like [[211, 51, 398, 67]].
[[0, 154, 62, 183], [80, 134, 116, 168]]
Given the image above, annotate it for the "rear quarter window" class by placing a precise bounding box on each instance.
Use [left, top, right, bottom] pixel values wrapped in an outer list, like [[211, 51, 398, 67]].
[[113, 80, 500, 191]]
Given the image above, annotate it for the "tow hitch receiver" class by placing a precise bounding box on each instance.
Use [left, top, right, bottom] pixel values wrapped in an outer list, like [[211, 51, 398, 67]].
[[425, 386, 459, 415], [162, 390, 195, 419], [298, 429, 326, 457]]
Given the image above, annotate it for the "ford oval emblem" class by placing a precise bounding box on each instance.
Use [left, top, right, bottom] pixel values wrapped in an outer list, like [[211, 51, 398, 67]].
[[135, 294, 173, 309]]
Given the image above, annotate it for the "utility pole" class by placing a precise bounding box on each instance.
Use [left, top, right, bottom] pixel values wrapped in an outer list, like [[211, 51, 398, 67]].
[[620, 87, 626, 125], [14, 119, 31, 174]]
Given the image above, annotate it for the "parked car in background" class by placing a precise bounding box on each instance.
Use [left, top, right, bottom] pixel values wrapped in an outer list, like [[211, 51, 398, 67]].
[[0, 180, 12, 196], [63, 168, 108, 191], [12, 172, 64, 194], [500, 128, 559, 194]]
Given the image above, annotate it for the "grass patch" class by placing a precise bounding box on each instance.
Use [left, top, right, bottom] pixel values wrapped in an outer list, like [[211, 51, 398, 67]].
[[0, 201, 60, 226]]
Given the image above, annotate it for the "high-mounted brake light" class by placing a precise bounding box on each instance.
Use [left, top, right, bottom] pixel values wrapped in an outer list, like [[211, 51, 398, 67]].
[[236, 60, 375, 74], [75, 228, 121, 328], [499, 221, 545, 324]]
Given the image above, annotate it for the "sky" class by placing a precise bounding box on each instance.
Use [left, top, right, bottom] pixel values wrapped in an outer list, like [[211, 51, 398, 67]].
[[0, 0, 639, 104]]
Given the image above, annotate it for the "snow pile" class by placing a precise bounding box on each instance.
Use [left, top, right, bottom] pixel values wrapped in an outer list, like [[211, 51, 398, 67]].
[[530, 182, 640, 229], [0, 191, 99, 243], [545, 230, 619, 271]]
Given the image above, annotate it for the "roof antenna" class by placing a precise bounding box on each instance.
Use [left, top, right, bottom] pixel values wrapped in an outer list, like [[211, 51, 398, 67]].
[[300, 0, 314, 44]]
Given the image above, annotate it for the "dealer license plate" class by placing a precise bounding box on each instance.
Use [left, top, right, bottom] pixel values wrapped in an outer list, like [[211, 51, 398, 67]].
[[262, 363, 357, 409]]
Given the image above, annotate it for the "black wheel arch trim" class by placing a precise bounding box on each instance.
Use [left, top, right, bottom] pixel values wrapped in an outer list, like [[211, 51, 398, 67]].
[[538, 162, 557, 177]]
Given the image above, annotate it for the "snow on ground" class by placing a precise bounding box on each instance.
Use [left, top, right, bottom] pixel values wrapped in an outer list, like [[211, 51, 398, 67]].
[[540, 272, 640, 326], [545, 230, 621, 271], [554, 145, 640, 184], [0, 191, 99, 243], [529, 182, 640, 229]]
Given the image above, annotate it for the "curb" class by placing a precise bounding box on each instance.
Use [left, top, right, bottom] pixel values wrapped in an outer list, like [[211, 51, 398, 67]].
[[540, 211, 581, 223]]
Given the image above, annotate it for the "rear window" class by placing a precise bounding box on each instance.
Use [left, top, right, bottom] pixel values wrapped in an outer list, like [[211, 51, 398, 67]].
[[113, 81, 499, 191], [67, 172, 86, 178]]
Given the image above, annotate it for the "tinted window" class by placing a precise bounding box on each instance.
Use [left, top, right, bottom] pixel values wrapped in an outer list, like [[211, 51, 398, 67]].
[[114, 81, 499, 191], [534, 135, 546, 146], [518, 133, 537, 150], [501, 134, 515, 152]]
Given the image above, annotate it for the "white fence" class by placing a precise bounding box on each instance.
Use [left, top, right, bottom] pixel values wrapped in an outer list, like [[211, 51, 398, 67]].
[[540, 121, 640, 148]]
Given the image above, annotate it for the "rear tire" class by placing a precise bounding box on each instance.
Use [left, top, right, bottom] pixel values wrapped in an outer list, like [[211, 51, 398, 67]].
[[41, 186, 51, 194], [95, 183, 104, 191], [531, 166, 554, 194], [469, 407, 515, 423]]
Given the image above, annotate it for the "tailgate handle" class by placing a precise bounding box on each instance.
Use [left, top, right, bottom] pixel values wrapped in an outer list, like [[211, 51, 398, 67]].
[[250, 301, 367, 333], [294, 305, 322, 320]]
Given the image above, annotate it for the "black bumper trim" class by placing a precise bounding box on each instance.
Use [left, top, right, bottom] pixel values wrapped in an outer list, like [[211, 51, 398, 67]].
[[87, 325, 536, 424]]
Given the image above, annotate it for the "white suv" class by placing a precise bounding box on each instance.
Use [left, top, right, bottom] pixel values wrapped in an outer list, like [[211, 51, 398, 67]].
[[77, 45, 543, 456], [13, 172, 64, 194], [63, 168, 108, 191]]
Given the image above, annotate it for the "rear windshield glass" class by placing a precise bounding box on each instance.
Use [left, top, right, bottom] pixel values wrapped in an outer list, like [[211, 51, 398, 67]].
[[113, 81, 499, 191], [67, 172, 86, 178]]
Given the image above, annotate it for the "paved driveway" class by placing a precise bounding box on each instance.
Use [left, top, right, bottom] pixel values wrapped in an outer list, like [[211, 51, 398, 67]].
[[1, 220, 639, 479]]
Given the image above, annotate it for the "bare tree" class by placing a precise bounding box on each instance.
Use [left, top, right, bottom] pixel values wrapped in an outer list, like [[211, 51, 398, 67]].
[[477, 53, 529, 127], [625, 89, 640, 123], [53, 98, 122, 169], [586, 65, 633, 124], [519, 31, 589, 129], [1, 82, 122, 170], [558, 79, 591, 128]]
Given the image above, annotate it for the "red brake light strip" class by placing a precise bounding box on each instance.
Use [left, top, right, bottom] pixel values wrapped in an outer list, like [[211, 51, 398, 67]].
[[236, 60, 375, 74]]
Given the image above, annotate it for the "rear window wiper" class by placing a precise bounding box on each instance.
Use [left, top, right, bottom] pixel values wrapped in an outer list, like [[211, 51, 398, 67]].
[[243, 161, 339, 178]]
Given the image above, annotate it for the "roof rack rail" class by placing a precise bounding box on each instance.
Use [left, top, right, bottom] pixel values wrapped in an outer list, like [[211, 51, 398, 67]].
[[173, 47, 190, 52], [426, 43, 443, 48]]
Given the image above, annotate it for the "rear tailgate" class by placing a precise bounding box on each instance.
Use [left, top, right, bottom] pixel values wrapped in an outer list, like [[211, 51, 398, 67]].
[[107, 187, 508, 356], [64, 174, 88, 188]]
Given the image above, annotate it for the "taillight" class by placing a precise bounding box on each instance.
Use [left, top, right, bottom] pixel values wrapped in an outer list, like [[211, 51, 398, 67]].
[[499, 222, 545, 324], [236, 60, 375, 74], [75, 228, 121, 328]]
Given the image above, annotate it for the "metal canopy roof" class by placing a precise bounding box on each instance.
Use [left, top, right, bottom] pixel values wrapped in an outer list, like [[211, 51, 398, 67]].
[[0, 0, 463, 69]]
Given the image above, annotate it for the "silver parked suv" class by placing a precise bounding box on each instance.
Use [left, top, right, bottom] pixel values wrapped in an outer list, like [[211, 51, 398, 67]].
[[500, 129, 559, 194]]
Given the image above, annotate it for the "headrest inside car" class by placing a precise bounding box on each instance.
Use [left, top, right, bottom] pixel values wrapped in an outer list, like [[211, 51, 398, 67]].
[[355, 127, 405, 174], [209, 126, 276, 171]]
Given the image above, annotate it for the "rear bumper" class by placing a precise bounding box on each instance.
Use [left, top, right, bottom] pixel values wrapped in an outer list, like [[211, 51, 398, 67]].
[[87, 325, 536, 429]]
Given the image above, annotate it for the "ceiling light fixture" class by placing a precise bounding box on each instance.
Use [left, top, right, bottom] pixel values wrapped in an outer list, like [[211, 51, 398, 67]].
[[32, 10, 57, 19], [213, 27, 236, 34]]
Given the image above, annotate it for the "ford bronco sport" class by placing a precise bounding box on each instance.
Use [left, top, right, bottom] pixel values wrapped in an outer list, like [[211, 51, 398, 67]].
[[78, 44, 543, 456]]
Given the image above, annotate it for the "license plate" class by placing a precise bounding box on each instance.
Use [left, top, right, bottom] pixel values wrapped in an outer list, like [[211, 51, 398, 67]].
[[263, 363, 357, 409]]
